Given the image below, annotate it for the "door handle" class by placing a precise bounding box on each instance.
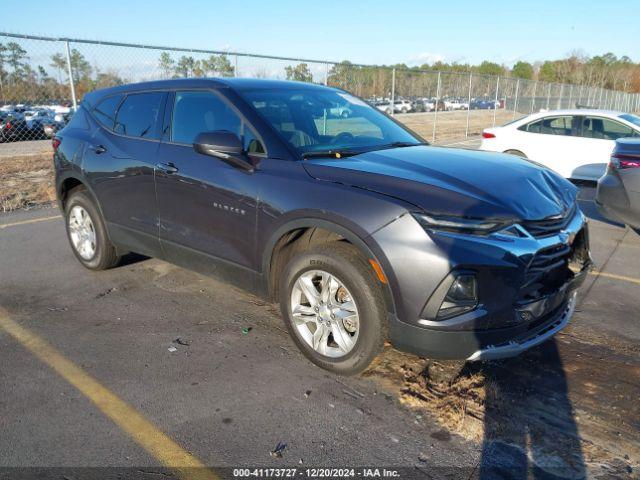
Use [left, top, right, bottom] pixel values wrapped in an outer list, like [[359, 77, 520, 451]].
[[156, 162, 179, 174], [90, 144, 107, 154]]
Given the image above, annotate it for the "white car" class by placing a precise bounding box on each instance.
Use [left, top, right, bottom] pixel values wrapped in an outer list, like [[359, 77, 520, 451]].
[[480, 109, 640, 181], [375, 100, 412, 114]]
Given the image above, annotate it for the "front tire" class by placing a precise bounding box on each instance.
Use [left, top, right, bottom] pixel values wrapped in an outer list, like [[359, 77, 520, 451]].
[[279, 242, 386, 375], [65, 189, 120, 270]]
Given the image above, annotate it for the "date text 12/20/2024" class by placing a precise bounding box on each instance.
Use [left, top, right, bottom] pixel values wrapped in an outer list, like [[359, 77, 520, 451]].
[[233, 468, 401, 478]]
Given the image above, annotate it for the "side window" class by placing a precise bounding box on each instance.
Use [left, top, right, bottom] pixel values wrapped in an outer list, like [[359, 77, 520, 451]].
[[544, 116, 573, 135], [93, 95, 123, 130], [114, 92, 164, 139], [522, 116, 573, 135], [171, 90, 265, 153], [521, 119, 543, 133], [581, 116, 635, 140], [172, 91, 240, 144]]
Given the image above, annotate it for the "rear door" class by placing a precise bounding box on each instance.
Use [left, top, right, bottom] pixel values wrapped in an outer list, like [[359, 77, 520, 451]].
[[85, 91, 166, 257], [572, 115, 637, 180], [516, 115, 581, 178]]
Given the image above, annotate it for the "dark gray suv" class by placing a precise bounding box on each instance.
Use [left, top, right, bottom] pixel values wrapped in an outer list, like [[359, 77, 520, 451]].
[[53, 78, 591, 374]]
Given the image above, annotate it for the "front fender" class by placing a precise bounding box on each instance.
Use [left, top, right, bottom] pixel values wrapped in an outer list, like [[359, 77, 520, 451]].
[[260, 214, 399, 317]]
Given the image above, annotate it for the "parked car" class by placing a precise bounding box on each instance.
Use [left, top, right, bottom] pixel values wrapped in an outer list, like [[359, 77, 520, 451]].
[[0, 113, 31, 142], [471, 99, 495, 110], [480, 110, 640, 181], [329, 104, 352, 118], [446, 98, 469, 110], [24, 109, 55, 122], [54, 78, 590, 374], [411, 99, 428, 112], [596, 138, 640, 233], [375, 99, 412, 114], [430, 100, 447, 112], [43, 121, 59, 138]]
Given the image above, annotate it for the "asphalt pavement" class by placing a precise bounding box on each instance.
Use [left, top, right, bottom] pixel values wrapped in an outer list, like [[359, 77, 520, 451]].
[[0, 186, 638, 479]]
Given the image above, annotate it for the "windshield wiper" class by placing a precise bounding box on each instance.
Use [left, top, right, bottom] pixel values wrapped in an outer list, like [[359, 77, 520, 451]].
[[301, 149, 361, 159], [372, 141, 430, 151]]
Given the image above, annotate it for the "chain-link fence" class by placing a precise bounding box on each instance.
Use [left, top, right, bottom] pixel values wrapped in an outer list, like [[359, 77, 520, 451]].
[[1, 32, 639, 145]]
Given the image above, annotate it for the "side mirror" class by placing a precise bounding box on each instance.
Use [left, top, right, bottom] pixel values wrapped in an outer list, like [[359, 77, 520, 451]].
[[193, 130, 254, 172]]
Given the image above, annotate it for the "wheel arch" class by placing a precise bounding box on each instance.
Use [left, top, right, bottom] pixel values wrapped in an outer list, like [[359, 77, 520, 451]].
[[57, 172, 101, 210], [262, 217, 397, 317]]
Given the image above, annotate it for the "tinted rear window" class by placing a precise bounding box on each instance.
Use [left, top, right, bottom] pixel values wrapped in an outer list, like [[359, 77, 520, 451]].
[[93, 95, 123, 130], [114, 92, 165, 139]]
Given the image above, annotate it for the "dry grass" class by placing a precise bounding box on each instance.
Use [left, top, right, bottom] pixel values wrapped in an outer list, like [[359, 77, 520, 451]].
[[0, 153, 56, 212], [401, 109, 518, 142]]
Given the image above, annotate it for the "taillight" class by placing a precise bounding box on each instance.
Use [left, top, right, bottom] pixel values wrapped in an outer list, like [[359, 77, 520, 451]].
[[52, 137, 61, 150], [482, 131, 495, 139], [5, 121, 12, 130], [611, 153, 640, 169]]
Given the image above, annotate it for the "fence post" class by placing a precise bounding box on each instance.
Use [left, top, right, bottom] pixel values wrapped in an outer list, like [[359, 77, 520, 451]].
[[530, 81, 537, 113], [557, 84, 564, 110], [432, 70, 441, 142], [324, 63, 329, 86], [568, 84, 573, 109], [546, 84, 551, 110], [465, 73, 472, 138], [64, 40, 78, 110], [492, 76, 500, 127], [234, 55, 238, 77], [390, 68, 396, 116], [598, 87, 603, 109], [512, 78, 520, 120]]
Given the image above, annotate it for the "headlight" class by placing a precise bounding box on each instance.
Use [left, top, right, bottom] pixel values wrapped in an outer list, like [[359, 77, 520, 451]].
[[412, 213, 511, 235]]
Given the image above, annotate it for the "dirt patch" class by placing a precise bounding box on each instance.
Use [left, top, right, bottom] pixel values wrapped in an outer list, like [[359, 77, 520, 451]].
[[365, 329, 639, 477], [0, 153, 56, 212]]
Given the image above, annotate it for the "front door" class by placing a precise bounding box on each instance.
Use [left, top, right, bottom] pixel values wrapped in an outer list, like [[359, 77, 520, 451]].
[[155, 90, 264, 284]]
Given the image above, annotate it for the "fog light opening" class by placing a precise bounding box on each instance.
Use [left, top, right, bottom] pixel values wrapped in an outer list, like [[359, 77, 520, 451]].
[[436, 274, 478, 320]]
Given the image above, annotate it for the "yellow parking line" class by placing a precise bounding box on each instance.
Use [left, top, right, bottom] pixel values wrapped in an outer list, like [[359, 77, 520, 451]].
[[589, 270, 640, 286], [0, 307, 218, 480], [0, 215, 62, 229]]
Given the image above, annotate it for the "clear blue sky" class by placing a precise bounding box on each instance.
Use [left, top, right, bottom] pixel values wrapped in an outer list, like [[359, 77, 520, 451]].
[[3, 0, 639, 66]]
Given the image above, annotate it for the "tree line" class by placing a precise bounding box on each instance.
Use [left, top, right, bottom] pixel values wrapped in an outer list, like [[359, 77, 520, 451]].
[[0, 40, 638, 105]]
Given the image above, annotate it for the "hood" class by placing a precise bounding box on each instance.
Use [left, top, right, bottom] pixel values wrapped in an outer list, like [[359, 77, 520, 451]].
[[303, 146, 578, 221]]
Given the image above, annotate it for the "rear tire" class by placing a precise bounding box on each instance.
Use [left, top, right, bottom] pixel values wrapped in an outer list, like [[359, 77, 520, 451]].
[[279, 242, 386, 375], [504, 149, 527, 158], [65, 189, 120, 270]]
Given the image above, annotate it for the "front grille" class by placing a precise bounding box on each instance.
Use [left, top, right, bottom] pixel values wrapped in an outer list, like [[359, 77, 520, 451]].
[[528, 243, 572, 274], [519, 243, 574, 302], [520, 204, 576, 238]]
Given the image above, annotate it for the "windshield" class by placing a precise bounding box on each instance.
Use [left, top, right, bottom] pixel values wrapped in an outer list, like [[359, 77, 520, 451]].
[[240, 88, 421, 157], [619, 113, 640, 128]]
